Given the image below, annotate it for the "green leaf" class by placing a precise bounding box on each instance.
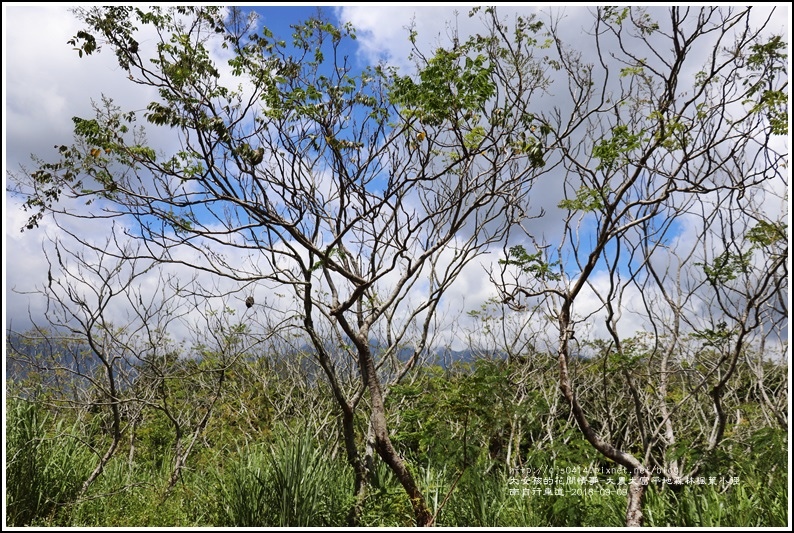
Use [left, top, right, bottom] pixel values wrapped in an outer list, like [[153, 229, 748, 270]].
[[746, 220, 787, 247], [591, 125, 645, 171], [696, 250, 751, 284], [558, 186, 608, 212], [499, 245, 561, 281]]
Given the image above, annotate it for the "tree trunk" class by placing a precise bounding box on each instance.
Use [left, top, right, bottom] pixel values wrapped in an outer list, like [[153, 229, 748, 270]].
[[359, 342, 432, 526], [344, 408, 368, 526], [302, 292, 369, 525], [557, 300, 651, 527], [626, 471, 649, 526], [77, 362, 123, 501]]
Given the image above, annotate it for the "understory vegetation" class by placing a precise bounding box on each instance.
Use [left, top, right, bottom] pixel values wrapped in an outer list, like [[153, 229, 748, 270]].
[[6, 348, 788, 527]]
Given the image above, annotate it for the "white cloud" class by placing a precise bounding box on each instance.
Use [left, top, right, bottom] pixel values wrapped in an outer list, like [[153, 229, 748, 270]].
[[336, 5, 548, 73]]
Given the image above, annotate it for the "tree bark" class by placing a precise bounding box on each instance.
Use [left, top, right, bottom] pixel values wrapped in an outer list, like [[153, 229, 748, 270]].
[[359, 341, 432, 526], [626, 471, 649, 527]]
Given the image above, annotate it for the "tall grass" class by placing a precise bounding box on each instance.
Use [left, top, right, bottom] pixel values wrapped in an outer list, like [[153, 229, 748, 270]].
[[643, 469, 788, 527], [432, 456, 628, 527], [68, 447, 222, 526], [359, 457, 413, 526], [216, 432, 353, 526], [8, 397, 786, 527], [6, 399, 93, 526], [643, 428, 788, 527], [448, 468, 510, 526]]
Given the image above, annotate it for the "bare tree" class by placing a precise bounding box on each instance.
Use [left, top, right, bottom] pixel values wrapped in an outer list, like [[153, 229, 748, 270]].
[[493, 6, 787, 526], [135, 291, 288, 495], [7, 223, 291, 509], [11, 6, 562, 525], [7, 231, 176, 501]]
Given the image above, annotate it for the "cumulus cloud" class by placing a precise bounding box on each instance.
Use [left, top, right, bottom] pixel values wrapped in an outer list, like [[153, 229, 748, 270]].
[[336, 5, 548, 73]]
